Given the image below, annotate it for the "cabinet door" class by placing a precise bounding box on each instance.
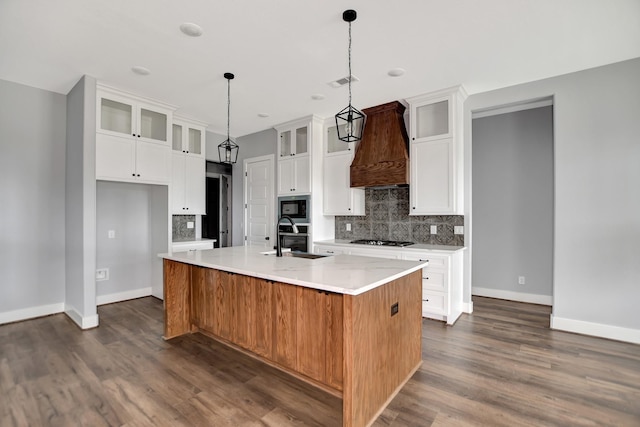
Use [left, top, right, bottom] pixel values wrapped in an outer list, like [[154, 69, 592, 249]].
[[252, 278, 274, 359], [274, 282, 297, 369], [191, 266, 217, 333], [96, 134, 136, 181], [296, 287, 326, 381], [136, 140, 171, 184], [138, 105, 169, 144], [292, 156, 310, 194], [184, 156, 205, 214], [278, 158, 295, 195], [294, 125, 308, 155], [98, 94, 135, 138], [214, 271, 235, 340], [410, 138, 454, 214], [412, 98, 451, 141], [324, 292, 343, 390], [234, 275, 252, 349], [323, 151, 364, 215], [171, 153, 186, 213]]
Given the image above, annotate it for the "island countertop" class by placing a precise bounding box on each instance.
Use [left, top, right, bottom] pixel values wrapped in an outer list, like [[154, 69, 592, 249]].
[[160, 245, 427, 296]]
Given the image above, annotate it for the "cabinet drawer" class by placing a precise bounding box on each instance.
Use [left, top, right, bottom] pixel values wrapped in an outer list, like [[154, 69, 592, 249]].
[[402, 253, 448, 269], [422, 270, 446, 292], [422, 291, 446, 316]]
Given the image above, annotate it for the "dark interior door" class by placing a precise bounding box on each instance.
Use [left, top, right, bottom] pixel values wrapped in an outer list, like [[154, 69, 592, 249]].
[[203, 177, 220, 248]]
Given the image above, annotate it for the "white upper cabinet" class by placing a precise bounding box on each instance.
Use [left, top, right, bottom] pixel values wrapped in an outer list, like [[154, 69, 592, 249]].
[[96, 85, 175, 184], [323, 122, 365, 215], [97, 87, 173, 146], [172, 118, 205, 158], [276, 118, 313, 196], [171, 116, 207, 214], [407, 86, 467, 215]]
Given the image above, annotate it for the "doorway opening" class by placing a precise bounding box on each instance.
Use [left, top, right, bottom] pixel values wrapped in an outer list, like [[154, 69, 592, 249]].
[[471, 97, 554, 308], [202, 161, 232, 248]]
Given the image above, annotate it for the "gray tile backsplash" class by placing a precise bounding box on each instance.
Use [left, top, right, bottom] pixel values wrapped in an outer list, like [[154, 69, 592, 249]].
[[172, 215, 196, 240], [335, 188, 464, 246]]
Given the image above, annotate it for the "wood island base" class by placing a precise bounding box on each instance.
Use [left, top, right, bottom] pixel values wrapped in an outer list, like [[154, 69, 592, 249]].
[[163, 259, 422, 427]]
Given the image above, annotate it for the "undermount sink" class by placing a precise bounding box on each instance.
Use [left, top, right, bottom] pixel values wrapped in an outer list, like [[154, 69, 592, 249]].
[[261, 250, 328, 259], [283, 252, 327, 259]]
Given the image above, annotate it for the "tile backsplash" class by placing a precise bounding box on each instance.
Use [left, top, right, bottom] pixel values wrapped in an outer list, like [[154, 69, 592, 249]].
[[172, 215, 196, 241], [335, 187, 464, 246]]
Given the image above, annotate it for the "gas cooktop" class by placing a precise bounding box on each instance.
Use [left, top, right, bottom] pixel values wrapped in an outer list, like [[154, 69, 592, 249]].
[[350, 239, 415, 247]]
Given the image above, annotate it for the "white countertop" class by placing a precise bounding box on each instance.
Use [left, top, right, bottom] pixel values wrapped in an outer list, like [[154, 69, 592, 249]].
[[160, 245, 427, 296], [314, 239, 466, 253], [172, 238, 216, 244]]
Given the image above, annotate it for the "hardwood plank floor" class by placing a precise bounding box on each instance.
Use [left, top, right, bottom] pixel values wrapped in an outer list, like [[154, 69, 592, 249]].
[[1, 296, 638, 426]]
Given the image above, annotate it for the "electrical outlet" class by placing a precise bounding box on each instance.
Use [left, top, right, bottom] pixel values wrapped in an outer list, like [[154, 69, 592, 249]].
[[346, 223, 351, 231], [108, 230, 115, 239], [96, 268, 109, 281], [187, 221, 195, 229], [430, 225, 438, 235], [518, 276, 525, 285], [454, 226, 464, 235]]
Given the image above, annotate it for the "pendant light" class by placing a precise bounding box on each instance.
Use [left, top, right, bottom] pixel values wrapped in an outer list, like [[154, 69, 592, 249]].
[[335, 9, 365, 143], [218, 72, 239, 164]]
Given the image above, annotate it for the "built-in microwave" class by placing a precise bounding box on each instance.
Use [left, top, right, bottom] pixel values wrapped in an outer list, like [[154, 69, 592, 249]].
[[278, 195, 310, 223]]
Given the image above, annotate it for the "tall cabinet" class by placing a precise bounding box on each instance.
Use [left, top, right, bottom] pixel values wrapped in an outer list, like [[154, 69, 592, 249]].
[[171, 117, 207, 214], [276, 119, 311, 195], [322, 122, 365, 215], [406, 86, 467, 215], [95, 85, 174, 184]]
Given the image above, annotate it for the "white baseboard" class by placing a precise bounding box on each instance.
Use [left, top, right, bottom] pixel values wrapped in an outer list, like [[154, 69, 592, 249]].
[[472, 287, 552, 306], [64, 304, 99, 329], [462, 301, 474, 314], [551, 315, 640, 345], [96, 287, 152, 306], [0, 302, 65, 325]]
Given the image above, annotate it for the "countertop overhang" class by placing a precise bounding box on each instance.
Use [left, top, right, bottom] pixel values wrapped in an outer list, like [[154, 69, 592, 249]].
[[160, 245, 427, 296]]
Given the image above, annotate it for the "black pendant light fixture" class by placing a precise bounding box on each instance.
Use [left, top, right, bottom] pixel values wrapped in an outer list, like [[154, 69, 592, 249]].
[[218, 72, 239, 164], [335, 9, 365, 143]]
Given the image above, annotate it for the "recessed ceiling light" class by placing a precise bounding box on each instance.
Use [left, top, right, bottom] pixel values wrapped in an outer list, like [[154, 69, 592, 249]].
[[387, 68, 406, 77], [131, 66, 151, 76], [180, 22, 203, 37], [258, 113, 270, 118], [311, 94, 325, 100]]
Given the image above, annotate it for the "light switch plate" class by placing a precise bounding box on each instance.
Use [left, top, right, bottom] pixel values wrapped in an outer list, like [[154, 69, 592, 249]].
[[346, 223, 351, 231], [187, 221, 195, 229], [96, 268, 109, 281], [454, 226, 464, 235], [108, 230, 115, 239], [430, 225, 438, 235]]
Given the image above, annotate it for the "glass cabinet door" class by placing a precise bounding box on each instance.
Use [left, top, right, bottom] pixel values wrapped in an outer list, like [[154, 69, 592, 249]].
[[326, 124, 350, 154], [140, 108, 168, 142], [280, 130, 292, 156], [100, 98, 133, 136], [172, 124, 183, 151], [295, 126, 308, 155], [188, 127, 202, 155], [415, 100, 449, 139]]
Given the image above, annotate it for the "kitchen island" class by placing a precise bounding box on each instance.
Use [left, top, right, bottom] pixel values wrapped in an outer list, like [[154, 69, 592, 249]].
[[161, 246, 427, 427]]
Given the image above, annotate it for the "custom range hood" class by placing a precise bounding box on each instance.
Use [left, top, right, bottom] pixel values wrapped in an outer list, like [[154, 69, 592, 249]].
[[350, 100, 410, 188]]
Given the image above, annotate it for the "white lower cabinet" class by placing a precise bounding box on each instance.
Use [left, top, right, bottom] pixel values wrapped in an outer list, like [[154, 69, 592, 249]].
[[313, 243, 464, 324], [402, 251, 463, 325], [96, 133, 171, 184]]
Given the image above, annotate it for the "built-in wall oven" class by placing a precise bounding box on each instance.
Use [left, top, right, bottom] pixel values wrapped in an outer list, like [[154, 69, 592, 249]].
[[278, 195, 310, 224], [279, 224, 309, 253]]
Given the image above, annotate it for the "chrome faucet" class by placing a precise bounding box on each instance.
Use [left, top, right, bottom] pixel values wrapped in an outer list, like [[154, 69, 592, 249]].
[[276, 215, 299, 257]]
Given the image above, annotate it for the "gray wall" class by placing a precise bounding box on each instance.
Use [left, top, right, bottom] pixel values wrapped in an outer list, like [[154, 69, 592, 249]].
[[0, 79, 67, 317], [96, 181, 168, 301], [212, 128, 277, 247], [466, 58, 640, 335], [65, 75, 98, 326], [472, 106, 553, 299]]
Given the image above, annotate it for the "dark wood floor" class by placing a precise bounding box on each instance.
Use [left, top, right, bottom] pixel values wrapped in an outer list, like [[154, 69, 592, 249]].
[[1, 297, 639, 426]]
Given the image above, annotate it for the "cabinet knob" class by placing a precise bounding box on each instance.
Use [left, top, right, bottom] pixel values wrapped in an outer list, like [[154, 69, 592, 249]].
[[413, 207, 416, 210], [132, 173, 135, 177], [137, 134, 141, 138], [412, 137, 415, 140], [137, 174, 140, 177], [132, 133, 136, 137]]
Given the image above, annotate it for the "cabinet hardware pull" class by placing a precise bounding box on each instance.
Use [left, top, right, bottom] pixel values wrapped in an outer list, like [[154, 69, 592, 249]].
[[132, 173, 135, 176], [137, 174, 140, 177], [413, 207, 416, 209]]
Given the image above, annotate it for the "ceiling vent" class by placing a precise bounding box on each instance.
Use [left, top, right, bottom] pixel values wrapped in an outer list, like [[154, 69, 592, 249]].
[[328, 74, 359, 89]]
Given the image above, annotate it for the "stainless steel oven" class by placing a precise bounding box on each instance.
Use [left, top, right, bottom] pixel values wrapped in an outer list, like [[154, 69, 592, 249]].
[[278, 195, 310, 224], [279, 224, 309, 252]]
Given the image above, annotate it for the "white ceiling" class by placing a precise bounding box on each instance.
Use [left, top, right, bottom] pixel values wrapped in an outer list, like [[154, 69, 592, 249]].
[[1, 0, 639, 138]]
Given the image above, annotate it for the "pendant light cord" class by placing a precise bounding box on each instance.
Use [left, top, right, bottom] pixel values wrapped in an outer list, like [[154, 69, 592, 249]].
[[226, 78, 231, 142], [348, 20, 353, 109]]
